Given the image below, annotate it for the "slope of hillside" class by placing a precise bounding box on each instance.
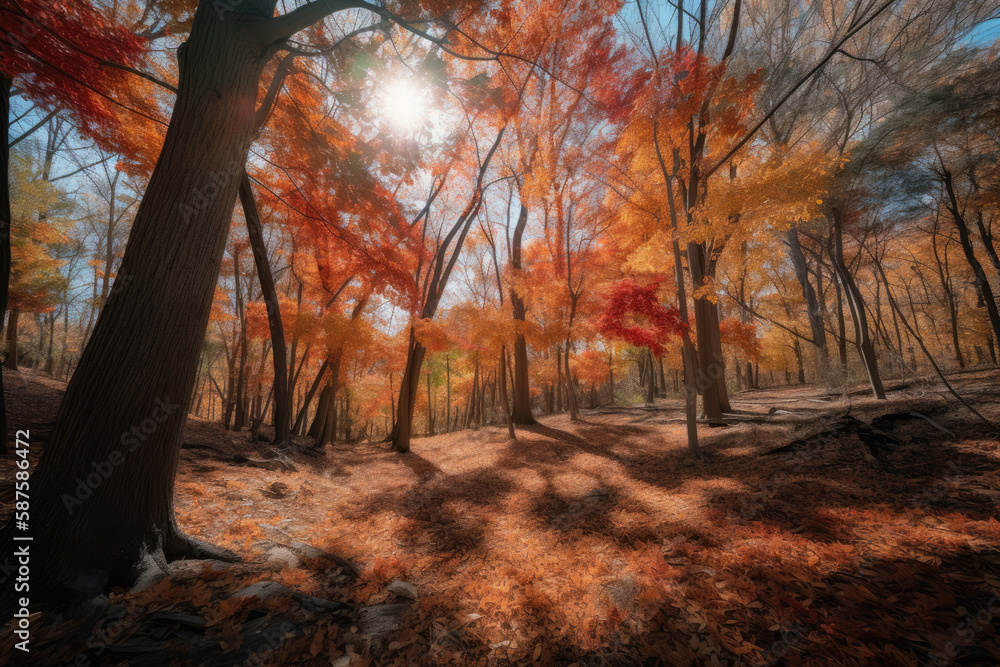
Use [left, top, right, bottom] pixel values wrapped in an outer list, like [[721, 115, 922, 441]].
[[2, 369, 1000, 665]]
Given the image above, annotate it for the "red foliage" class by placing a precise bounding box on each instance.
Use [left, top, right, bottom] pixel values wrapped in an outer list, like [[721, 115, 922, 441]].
[[598, 280, 686, 356], [1, 1, 149, 135], [719, 317, 762, 360]]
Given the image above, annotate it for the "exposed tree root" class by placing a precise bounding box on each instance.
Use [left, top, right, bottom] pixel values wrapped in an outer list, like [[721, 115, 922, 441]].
[[163, 525, 241, 563]]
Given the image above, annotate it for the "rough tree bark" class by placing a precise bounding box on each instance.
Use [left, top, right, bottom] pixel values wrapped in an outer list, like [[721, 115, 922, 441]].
[[0, 0, 352, 602]]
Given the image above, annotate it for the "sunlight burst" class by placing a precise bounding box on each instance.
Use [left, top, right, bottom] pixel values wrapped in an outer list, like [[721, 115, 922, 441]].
[[380, 78, 428, 132]]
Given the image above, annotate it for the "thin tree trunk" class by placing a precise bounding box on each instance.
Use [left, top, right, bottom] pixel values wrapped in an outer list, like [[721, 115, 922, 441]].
[[3, 307, 18, 371], [232, 246, 248, 431], [239, 173, 290, 443], [565, 338, 579, 421], [99, 170, 121, 312], [293, 359, 329, 434], [942, 168, 1000, 347], [930, 220, 964, 368], [465, 360, 479, 429], [308, 386, 332, 441], [323, 386, 337, 446], [644, 348, 655, 405], [58, 295, 70, 379], [974, 211, 1000, 281], [426, 370, 434, 436], [44, 310, 56, 374], [658, 356, 666, 398], [499, 346, 516, 439], [793, 340, 805, 384], [788, 225, 830, 378], [555, 344, 563, 413], [834, 271, 848, 368], [830, 206, 885, 399], [608, 351, 615, 404], [389, 129, 505, 451], [509, 203, 535, 424]]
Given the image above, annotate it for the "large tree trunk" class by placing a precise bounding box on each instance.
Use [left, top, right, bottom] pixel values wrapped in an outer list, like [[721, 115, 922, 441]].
[[239, 174, 290, 443], [687, 242, 727, 418], [787, 225, 830, 378], [389, 327, 427, 452], [1, 2, 277, 601], [509, 203, 535, 424]]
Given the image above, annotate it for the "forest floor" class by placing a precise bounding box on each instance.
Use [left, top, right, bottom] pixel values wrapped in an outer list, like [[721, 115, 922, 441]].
[[2, 368, 1000, 666]]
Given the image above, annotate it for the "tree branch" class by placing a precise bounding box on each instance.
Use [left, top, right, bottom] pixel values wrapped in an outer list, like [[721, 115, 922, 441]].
[[8, 108, 58, 148], [704, 0, 897, 180]]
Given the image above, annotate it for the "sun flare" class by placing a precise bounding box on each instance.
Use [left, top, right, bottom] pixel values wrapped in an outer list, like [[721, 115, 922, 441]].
[[381, 78, 427, 132]]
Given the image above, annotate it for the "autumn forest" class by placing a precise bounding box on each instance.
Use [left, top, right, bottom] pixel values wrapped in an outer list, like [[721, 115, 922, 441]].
[[2, 0, 1000, 665]]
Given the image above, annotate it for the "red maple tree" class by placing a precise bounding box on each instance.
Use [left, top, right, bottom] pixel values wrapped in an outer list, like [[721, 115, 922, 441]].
[[598, 280, 686, 357]]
